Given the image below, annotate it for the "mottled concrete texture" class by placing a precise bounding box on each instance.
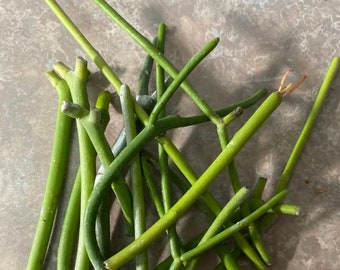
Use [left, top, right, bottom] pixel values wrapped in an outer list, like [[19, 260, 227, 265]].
[[1, 0, 339, 269]]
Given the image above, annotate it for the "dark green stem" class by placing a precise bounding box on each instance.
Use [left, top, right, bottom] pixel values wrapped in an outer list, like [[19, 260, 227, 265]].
[[27, 73, 73, 270], [57, 169, 81, 270], [120, 85, 148, 269]]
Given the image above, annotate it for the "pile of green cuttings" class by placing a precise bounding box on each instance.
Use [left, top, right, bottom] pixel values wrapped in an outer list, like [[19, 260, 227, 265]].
[[27, 1, 340, 269]]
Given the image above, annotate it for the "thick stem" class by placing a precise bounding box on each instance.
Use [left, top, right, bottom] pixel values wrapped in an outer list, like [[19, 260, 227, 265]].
[[57, 58, 96, 270]]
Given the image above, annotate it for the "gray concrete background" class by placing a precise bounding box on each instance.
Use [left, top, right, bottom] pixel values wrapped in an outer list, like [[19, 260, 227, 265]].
[[1, 0, 339, 269]]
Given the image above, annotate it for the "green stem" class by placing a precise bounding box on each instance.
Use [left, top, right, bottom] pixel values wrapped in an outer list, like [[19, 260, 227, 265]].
[[180, 190, 288, 261], [141, 157, 165, 217], [251, 177, 267, 200], [93, 0, 221, 124], [45, 0, 121, 89], [259, 56, 340, 231], [217, 107, 270, 267], [185, 187, 249, 270], [62, 103, 134, 235], [58, 91, 112, 268], [137, 41, 155, 96], [120, 85, 148, 269], [275, 56, 340, 194], [57, 169, 81, 270], [27, 73, 73, 270], [157, 133, 264, 269], [95, 91, 115, 258], [149, 37, 220, 124], [155, 22, 183, 262], [103, 92, 283, 269], [218, 113, 270, 265], [60, 58, 96, 270]]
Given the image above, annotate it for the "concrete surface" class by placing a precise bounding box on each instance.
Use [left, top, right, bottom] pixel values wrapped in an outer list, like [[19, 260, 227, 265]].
[[1, 0, 339, 269]]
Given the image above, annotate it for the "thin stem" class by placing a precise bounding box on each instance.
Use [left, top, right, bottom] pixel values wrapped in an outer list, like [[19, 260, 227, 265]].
[[275, 56, 339, 194], [149, 37, 220, 124], [185, 187, 249, 270], [155, 22, 183, 262], [94, 91, 114, 258], [71, 107, 134, 235], [251, 177, 267, 200], [259, 57, 340, 232], [57, 169, 81, 270], [27, 75, 73, 270], [137, 40, 155, 96], [180, 190, 288, 261], [58, 91, 113, 268], [45, 0, 121, 89], [141, 157, 165, 217], [120, 85, 148, 269]]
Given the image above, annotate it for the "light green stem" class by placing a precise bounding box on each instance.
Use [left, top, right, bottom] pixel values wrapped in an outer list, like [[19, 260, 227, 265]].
[[275, 56, 340, 194], [180, 190, 288, 261], [149, 37, 219, 124], [217, 107, 270, 267], [185, 187, 249, 269], [155, 22, 183, 262], [259, 56, 340, 232]]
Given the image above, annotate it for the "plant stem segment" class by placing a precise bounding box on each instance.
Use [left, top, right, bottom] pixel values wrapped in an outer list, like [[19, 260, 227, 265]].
[[258, 56, 340, 232], [27, 74, 73, 270], [275, 56, 340, 194], [120, 85, 148, 269]]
